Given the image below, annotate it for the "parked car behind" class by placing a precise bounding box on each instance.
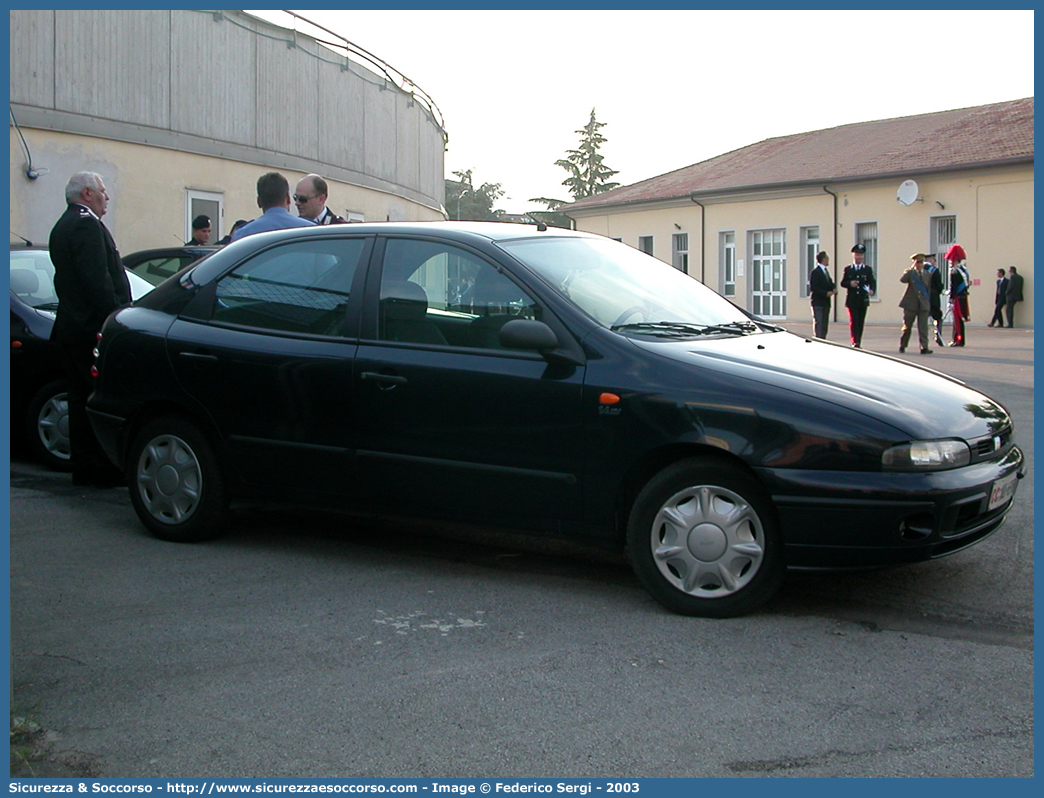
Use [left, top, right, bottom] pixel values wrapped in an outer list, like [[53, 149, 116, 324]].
[[87, 223, 1024, 617], [9, 243, 153, 469], [122, 245, 218, 286]]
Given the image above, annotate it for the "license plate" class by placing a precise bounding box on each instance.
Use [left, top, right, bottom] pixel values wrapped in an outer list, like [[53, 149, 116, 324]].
[[988, 472, 1018, 511]]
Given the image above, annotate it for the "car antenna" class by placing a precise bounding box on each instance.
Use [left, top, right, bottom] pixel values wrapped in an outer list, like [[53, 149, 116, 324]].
[[11, 232, 33, 246]]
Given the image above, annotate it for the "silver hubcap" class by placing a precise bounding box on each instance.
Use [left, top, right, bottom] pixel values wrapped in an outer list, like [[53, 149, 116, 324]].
[[650, 484, 764, 598], [37, 392, 71, 461], [136, 434, 202, 525]]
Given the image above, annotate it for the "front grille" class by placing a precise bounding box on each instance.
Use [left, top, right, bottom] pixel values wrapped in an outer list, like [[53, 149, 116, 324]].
[[968, 425, 1013, 464]]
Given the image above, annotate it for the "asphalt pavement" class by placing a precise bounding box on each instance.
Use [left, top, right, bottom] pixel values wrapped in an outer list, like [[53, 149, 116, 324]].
[[8, 319, 1034, 778]]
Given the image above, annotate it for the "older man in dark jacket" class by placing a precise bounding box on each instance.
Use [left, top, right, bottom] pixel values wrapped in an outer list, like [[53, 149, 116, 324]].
[[49, 171, 131, 487]]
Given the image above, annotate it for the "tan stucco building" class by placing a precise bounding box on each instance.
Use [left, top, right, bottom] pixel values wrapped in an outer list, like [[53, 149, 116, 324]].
[[565, 98, 1034, 329], [9, 10, 447, 253]]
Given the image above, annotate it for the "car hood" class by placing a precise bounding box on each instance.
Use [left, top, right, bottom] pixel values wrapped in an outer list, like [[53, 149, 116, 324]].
[[635, 330, 1009, 441]]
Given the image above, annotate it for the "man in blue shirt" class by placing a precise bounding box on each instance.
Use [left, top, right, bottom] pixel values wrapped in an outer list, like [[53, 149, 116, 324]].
[[231, 172, 315, 241]]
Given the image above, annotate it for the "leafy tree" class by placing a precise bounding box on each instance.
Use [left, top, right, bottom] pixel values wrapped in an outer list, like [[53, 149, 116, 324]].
[[531, 108, 620, 213], [445, 169, 504, 221]]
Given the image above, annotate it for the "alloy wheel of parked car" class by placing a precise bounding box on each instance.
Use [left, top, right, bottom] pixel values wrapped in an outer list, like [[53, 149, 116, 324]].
[[128, 417, 227, 542], [627, 459, 784, 617], [26, 380, 72, 471]]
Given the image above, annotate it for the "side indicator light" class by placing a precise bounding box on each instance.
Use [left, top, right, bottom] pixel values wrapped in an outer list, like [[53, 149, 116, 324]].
[[599, 392, 621, 405], [12, 340, 22, 349]]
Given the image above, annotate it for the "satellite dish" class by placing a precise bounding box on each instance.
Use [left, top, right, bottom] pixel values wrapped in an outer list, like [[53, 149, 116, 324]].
[[897, 179, 919, 206]]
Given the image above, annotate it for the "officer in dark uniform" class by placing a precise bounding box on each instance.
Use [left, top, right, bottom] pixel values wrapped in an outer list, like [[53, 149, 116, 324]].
[[840, 243, 876, 348], [49, 171, 131, 487]]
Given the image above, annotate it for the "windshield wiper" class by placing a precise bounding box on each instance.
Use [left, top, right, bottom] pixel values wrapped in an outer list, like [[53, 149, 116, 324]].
[[611, 320, 756, 337], [32, 302, 60, 312]]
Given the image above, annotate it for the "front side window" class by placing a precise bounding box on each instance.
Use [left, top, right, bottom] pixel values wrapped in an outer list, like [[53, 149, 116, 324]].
[[211, 238, 364, 336], [378, 238, 539, 349]]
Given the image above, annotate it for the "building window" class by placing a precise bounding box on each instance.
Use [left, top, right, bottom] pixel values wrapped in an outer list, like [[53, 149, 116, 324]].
[[800, 226, 820, 299], [671, 233, 689, 273], [720, 232, 736, 298], [637, 236, 654, 256], [931, 216, 957, 289], [854, 222, 878, 296], [345, 211, 365, 223], [750, 229, 787, 318]]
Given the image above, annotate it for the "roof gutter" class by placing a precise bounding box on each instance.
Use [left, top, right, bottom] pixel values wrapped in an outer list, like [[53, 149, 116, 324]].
[[822, 185, 839, 323], [689, 194, 706, 283]]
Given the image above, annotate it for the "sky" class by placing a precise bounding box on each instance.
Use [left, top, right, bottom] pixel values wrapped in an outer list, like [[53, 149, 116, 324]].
[[247, 8, 1034, 214]]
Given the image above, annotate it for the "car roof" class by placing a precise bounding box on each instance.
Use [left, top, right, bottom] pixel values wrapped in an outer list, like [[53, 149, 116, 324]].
[[224, 221, 597, 247]]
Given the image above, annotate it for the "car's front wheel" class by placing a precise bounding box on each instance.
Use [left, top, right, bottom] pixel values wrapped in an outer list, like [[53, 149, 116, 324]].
[[127, 417, 227, 542], [627, 459, 784, 617], [25, 380, 72, 471]]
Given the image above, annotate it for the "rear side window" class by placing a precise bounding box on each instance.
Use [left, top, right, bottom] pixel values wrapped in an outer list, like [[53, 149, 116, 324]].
[[211, 239, 364, 336]]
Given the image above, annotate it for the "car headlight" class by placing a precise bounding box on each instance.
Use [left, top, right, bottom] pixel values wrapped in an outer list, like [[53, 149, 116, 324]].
[[882, 440, 971, 471]]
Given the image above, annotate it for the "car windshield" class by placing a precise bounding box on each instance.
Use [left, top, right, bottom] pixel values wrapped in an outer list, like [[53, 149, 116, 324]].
[[497, 235, 762, 336]]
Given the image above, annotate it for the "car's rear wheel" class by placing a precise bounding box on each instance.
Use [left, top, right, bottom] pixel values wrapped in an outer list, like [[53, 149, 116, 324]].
[[627, 459, 784, 617], [25, 380, 72, 471], [127, 417, 227, 542]]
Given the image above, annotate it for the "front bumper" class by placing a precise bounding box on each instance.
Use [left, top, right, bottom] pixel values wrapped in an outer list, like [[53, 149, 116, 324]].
[[756, 445, 1025, 568]]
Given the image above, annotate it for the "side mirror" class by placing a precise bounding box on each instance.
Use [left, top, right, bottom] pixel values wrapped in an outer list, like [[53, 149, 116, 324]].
[[499, 319, 559, 352]]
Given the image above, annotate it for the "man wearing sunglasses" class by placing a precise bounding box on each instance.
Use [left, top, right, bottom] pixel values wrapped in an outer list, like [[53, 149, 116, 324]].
[[231, 172, 316, 242], [294, 174, 347, 226]]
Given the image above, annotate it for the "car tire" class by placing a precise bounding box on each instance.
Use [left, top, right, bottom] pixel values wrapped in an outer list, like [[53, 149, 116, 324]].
[[627, 458, 784, 618], [127, 416, 227, 542], [25, 380, 72, 472]]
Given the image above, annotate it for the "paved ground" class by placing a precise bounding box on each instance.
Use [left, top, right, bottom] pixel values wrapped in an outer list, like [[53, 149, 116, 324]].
[[9, 319, 1033, 778]]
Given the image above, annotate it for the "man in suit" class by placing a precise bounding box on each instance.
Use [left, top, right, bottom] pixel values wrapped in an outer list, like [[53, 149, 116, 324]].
[[988, 268, 1008, 327], [809, 251, 836, 339], [49, 171, 131, 487], [294, 174, 348, 226], [1005, 266, 1024, 327], [840, 243, 876, 348], [923, 254, 945, 346]]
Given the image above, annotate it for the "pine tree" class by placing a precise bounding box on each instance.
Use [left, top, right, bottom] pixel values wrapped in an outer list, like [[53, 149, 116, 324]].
[[531, 109, 619, 213]]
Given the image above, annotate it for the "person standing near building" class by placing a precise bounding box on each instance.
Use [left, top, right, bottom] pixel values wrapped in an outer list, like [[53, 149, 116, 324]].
[[231, 172, 316, 241], [186, 214, 211, 245], [49, 171, 131, 487], [898, 253, 933, 354], [294, 174, 347, 225], [809, 251, 836, 339], [840, 243, 876, 347], [946, 244, 970, 346], [923, 254, 945, 346], [988, 268, 1008, 327], [1004, 266, 1024, 327]]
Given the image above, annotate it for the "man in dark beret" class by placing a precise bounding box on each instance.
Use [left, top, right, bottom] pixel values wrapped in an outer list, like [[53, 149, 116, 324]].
[[186, 214, 212, 245]]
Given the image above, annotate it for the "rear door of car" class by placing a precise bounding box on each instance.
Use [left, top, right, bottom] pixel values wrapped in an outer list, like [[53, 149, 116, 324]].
[[168, 234, 371, 495], [352, 234, 586, 529]]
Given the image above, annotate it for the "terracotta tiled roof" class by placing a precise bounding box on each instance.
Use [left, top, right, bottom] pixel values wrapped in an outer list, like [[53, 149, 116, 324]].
[[565, 97, 1034, 213]]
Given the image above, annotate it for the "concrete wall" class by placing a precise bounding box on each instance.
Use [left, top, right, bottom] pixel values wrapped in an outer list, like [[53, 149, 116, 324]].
[[9, 9, 447, 250], [572, 164, 1034, 328]]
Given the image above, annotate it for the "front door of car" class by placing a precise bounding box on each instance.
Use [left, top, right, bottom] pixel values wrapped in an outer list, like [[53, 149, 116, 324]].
[[354, 237, 586, 529], [169, 236, 370, 495]]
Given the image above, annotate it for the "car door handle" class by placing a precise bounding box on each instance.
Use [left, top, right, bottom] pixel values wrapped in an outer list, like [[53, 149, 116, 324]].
[[360, 371, 407, 387], [177, 351, 219, 363]]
